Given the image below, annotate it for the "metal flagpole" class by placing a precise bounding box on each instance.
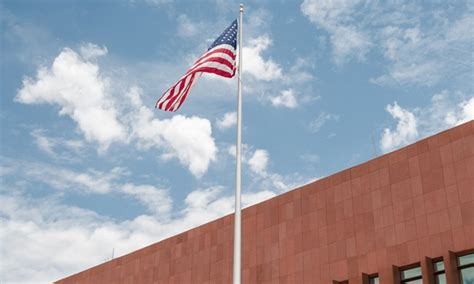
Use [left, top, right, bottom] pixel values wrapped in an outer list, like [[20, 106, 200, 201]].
[[233, 3, 243, 284]]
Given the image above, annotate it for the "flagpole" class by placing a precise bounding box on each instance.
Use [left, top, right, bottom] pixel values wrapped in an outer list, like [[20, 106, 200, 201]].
[[233, 3, 243, 284]]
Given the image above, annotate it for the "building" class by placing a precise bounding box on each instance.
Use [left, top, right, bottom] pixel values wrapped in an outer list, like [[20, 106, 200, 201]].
[[56, 121, 474, 284]]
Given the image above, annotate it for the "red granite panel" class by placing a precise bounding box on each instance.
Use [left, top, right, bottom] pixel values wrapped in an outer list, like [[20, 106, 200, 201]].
[[455, 158, 469, 182], [458, 178, 474, 202], [448, 205, 463, 229], [461, 201, 474, 225], [467, 156, 474, 178], [56, 121, 474, 284]]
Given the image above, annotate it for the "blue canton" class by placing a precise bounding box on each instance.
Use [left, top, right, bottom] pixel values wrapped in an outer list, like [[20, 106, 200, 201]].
[[208, 19, 238, 50]]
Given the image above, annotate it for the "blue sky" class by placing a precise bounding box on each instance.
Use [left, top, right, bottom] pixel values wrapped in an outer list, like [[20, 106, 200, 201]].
[[1, 0, 473, 282]]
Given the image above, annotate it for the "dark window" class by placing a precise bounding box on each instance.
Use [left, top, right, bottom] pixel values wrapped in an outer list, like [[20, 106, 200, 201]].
[[458, 252, 474, 284], [432, 258, 446, 284], [369, 274, 379, 284], [400, 264, 422, 284]]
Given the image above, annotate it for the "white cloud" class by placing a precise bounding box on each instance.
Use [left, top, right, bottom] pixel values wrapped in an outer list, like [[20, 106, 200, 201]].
[[309, 112, 339, 133], [226, 144, 269, 175], [121, 184, 172, 216], [270, 89, 298, 109], [421, 91, 474, 133], [285, 57, 315, 85], [18, 161, 124, 194], [460, 97, 474, 122], [380, 92, 474, 153], [16, 47, 219, 178], [330, 25, 371, 65], [226, 145, 314, 193], [79, 43, 108, 60], [31, 129, 56, 156], [216, 111, 237, 129], [4, 159, 172, 216], [301, 0, 371, 64], [177, 14, 200, 38], [374, 10, 473, 87], [243, 35, 282, 81], [300, 0, 362, 30], [31, 129, 85, 158], [380, 102, 418, 152], [141, 0, 173, 6], [301, 0, 473, 88], [370, 25, 443, 86], [126, 87, 217, 178], [300, 153, 320, 163], [0, 178, 276, 283], [248, 149, 269, 175], [157, 115, 217, 177], [15, 46, 126, 151]]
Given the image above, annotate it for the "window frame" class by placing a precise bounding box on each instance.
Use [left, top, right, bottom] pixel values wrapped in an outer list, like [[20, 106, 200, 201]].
[[457, 250, 474, 283], [368, 273, 379, 284], [400, 263, 423, 283], [432, 257, 446, 284]]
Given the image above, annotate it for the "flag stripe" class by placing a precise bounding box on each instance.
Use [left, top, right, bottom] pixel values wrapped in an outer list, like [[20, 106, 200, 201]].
[[171, 73, 198, 111], [190, 47, 236, 69], [168, 73, 195, 111], [156, 20, 237, 111], [189, 56, 235, 74], [164, 75, 190, 110], [188, 58, 235, 76], [162, 73, 193, 110]]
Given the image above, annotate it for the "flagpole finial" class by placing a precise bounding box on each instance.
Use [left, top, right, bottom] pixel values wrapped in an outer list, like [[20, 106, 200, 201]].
[[240, 3, 244, 12]]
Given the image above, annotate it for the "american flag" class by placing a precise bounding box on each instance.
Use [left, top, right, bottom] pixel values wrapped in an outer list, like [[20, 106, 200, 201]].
[[156, 20, 238, 112]]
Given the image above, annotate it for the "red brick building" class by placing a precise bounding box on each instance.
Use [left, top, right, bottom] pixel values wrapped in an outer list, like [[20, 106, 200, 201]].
[[57, 121, 474, 284]]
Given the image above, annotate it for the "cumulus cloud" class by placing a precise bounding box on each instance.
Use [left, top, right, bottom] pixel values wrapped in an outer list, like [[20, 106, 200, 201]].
[[380, 102, 418, 152], [460, 97, 474, 121], [0, 176, 276, 283], [216, 111, 237, 129], [121, 184, 172, 216], [15, 45, 126, 151], [16, 46, 219, 178], [270, 89, 298, 109], [243, 35, 282, 81], [421, 91, 474, 134], [126, 87, 217, 178], [226, 145, 314, 193], [248, 149, 269, 175], [380, 92, 474, 153]]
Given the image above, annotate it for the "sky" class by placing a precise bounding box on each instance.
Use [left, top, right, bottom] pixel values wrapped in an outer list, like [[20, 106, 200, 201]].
[[0, 0, 473, 282]]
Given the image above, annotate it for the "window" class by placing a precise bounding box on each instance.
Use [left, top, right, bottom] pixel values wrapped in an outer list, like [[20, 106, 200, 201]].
[[458, 252, 474, 284], [368, 274, 379, 284], [432, 258, 446, 284], [400, 264, 422, 284]]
